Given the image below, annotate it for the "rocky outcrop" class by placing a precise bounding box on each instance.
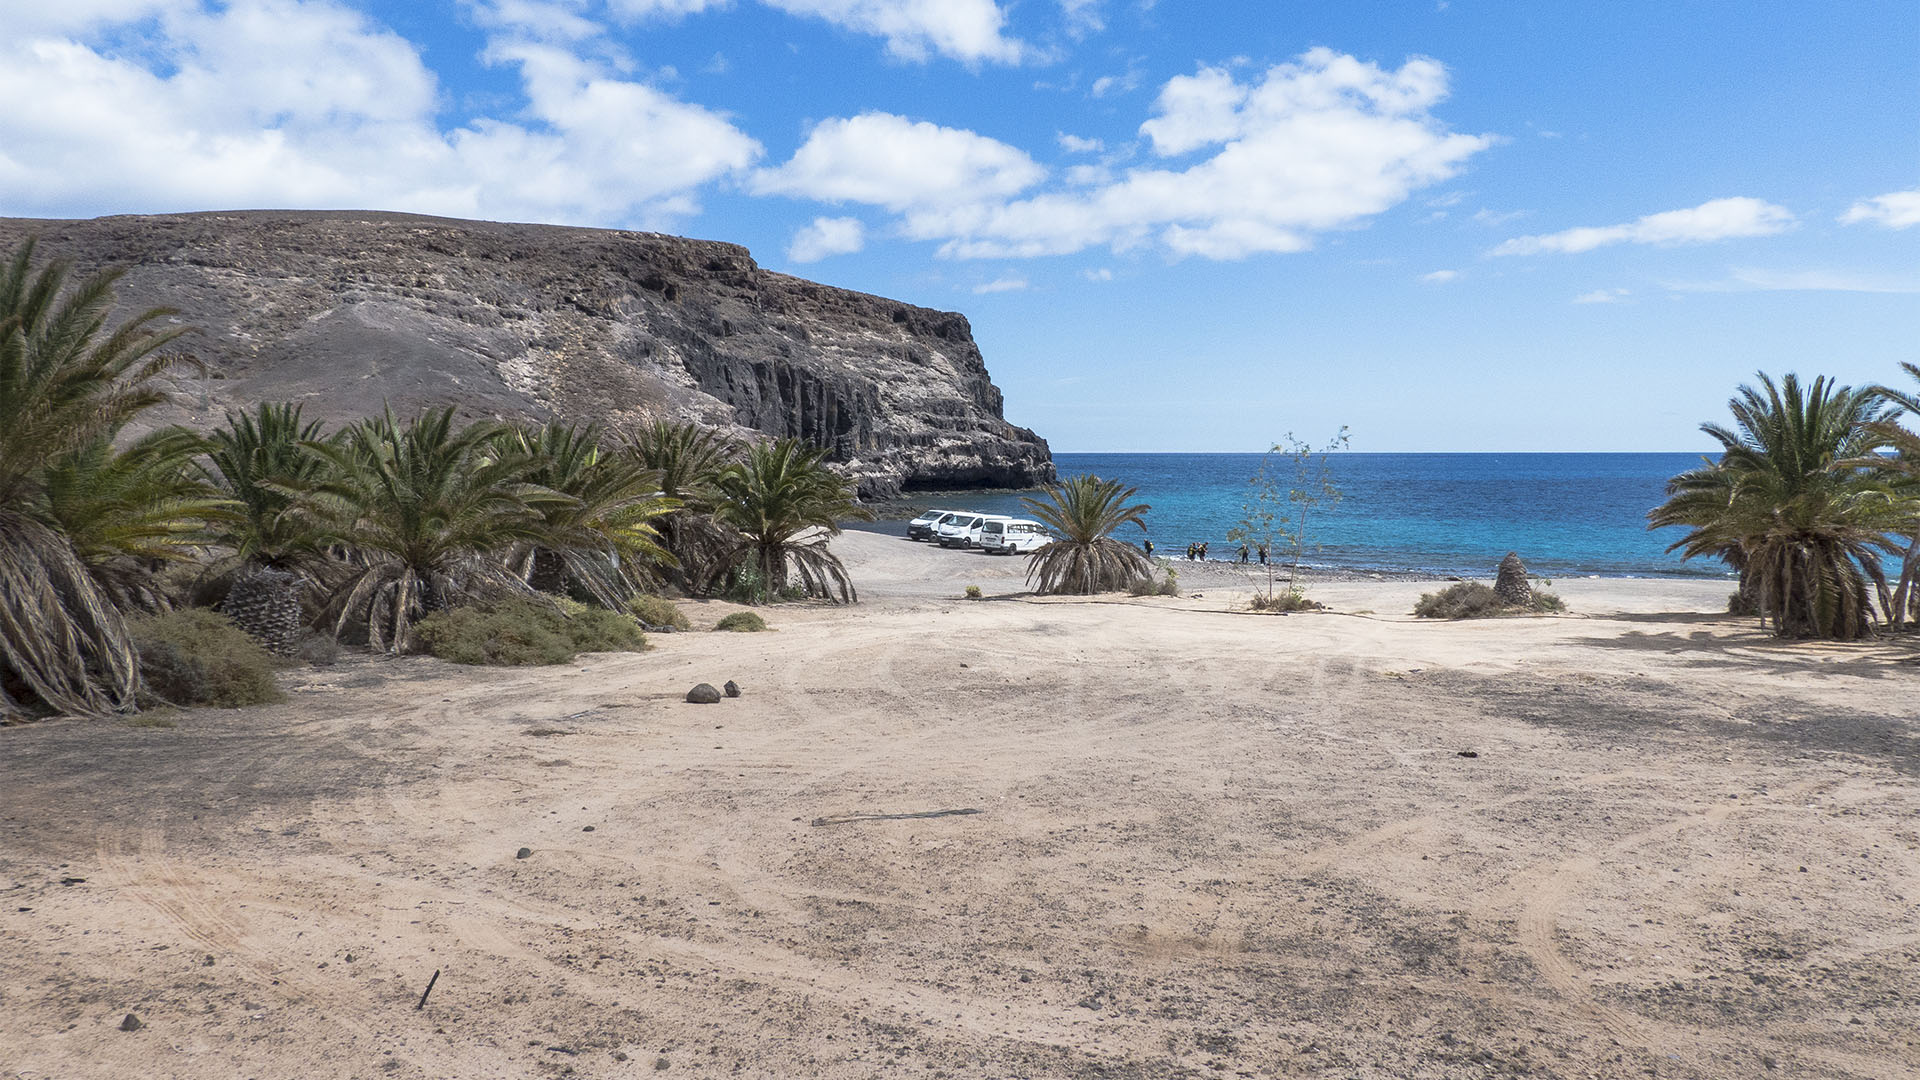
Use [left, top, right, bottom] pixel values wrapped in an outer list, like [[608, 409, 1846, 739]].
[[0, 210, 1053, 497]]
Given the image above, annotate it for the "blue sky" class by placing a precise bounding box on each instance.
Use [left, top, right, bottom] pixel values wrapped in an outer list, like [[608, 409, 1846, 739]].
[[2, 1, 1915, 451]]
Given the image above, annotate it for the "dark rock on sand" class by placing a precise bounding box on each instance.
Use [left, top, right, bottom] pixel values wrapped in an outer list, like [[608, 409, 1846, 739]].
[[515, 847, 532, 860], [686, 683, 723, 704], [0, 210, 1053, 498], [1494, 552, 1532, 606], [119, 1013, 142, 1032], [723, 680, 741, 698]]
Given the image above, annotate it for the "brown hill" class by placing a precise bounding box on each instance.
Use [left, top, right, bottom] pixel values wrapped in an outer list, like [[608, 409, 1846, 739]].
[[0, 210, 1054, 498]]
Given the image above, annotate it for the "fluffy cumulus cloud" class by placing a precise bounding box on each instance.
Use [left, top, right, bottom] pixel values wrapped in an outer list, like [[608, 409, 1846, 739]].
[[756, 49, 1493, 260], [750, 112, 1045, 210], [1839, 188, 1920, 230], [0, 0, 760, 227], [1492, 197, 1795, 256], [786, 215, 866, 262]]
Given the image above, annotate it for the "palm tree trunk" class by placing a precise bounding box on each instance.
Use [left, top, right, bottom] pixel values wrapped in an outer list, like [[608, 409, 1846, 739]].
[[528, 548, 568, 595], [1894, 534, 1920, 628]]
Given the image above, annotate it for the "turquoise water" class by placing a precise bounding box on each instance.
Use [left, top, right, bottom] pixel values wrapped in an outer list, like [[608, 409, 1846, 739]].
[[856, 452, 1727, 579]]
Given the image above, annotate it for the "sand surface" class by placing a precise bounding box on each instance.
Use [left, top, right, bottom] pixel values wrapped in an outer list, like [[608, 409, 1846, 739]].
[[3, 531, 1917, 1079]]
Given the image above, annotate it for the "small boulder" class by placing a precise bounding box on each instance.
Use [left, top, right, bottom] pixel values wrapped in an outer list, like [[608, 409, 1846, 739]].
[[1494, 552, 1532, 606], [515, 847, 532, 860], [119, 1013, 143, 1032], [686, 683, 722, 704], [723, 680, 741, 698]]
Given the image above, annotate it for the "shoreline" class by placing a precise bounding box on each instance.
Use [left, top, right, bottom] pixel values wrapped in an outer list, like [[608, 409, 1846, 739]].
[[840, 521, 1735, 585]]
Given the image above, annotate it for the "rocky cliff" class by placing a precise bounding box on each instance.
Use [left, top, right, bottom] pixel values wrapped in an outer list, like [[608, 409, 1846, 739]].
[[0, 210, 1054, 498]]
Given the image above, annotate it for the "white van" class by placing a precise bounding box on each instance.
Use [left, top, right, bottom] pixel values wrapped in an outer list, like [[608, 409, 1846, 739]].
[[933, 512, 987, 547], [977, 518, 1052, 555]]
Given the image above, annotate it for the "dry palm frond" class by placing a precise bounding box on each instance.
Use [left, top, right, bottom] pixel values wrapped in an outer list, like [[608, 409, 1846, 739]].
[[1022, 474, 1152, 595], [0, 510, 140, 719]]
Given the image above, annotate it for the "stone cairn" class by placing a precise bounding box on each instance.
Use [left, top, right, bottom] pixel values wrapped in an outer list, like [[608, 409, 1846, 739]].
[[223, 567, 305, 656], [1494, 552, 1532, 607]]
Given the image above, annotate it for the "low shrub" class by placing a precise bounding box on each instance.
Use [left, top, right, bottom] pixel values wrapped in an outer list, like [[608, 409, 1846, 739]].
[[1250, 588, 1322, 612], [1414, 582, 1566, 619], [129, 609, 286, 708], [715, 611, 768, 632], [629, 594, 690, 631], [964, 585, 983, 600], [416, 598, 646, 666], [1129, 567, 1181, 597]]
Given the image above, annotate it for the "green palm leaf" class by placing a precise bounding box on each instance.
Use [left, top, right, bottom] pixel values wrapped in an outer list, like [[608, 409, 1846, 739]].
[[1021, 475, 1152, 595]]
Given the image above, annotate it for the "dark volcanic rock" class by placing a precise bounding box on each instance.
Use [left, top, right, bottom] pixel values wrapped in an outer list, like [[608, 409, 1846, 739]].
[[686, 683, 722, 704], [0, 210, 1053, 497]]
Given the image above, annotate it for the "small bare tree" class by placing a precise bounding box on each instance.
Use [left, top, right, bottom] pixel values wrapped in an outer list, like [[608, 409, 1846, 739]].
[[1227, 428, 1349, 608]]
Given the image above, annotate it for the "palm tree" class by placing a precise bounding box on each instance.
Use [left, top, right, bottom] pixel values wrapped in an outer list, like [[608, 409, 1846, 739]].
[[712, 438, 870, 603], [0, 238, 194, 718], [303, 407, 550, 653], [494, 420, 677, 607], [1649, 372, 1900, 640], [1852, 362, 1920, 625], [1021, 474, 1153, 595], [195, 402, 342, 651], [626, 420, 741, 593]]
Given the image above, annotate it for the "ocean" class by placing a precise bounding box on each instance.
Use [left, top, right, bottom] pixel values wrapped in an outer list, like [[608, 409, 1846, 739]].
[[853, 452, 1728, 580]]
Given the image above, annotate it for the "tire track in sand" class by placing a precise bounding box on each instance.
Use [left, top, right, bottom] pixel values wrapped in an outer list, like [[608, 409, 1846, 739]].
[[1506, 779, 1914, 1079]]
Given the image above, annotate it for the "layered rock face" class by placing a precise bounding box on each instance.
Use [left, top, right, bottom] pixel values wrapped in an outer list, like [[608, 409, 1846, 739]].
[[0, 210, 1053, 498]]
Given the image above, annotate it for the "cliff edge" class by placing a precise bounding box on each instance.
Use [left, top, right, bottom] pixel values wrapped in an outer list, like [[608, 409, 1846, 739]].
[[0, 210, 1054, 498]]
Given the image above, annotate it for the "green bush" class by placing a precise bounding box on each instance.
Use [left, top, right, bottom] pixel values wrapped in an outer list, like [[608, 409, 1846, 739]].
[[1250, 588, 1321, 612], [629, 594, 690, 630], [1414, 582, 1565, 619], [417, 598, 646, 665], [963, 585, 983, 600], [129, 609, 286, 708], [715, 611, 768, 632]]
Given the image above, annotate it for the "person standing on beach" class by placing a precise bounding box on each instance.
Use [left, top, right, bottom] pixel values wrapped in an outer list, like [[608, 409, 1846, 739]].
[[1257, 543, 1268, 565], [1238, 543, 1249, 563], [1143, 538, 1154, 558]]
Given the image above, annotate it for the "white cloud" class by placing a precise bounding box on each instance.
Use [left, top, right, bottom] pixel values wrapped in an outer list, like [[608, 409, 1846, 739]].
[[1060, 0, 1103, 35], [760, 0, 1024, 64], [1083, 267, 1112, 281], [1839, 188, 1920, 230], [972, 276, 1028, 293], [886, 49, 1493, 260], [0, 0, 761, 228], [1090, 65, 1143, 98], [1574, 288, 1629, 304], [750, 112, 1044, 210], [1420, 269, 1458, 284], [605, 0, 729, 18], [1492, 197, 1794, 256], [1668, 267, 1920, 295], [786, 215, 865, 262], [471, 0, 607, 40], [1057, 132, 1103, 154], [1472, 207, 1527, 226]]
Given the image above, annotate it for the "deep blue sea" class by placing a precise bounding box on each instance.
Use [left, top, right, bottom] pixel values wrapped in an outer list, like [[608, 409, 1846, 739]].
[[854, 452, 1727, 580]]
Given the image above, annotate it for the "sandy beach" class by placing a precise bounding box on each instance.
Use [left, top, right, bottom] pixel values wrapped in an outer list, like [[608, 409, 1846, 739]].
[[3, 530, 1916, 1080]]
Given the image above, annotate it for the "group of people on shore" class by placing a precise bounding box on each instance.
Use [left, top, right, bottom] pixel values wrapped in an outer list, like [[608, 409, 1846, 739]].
[[1140, 539, 1270, 564]]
